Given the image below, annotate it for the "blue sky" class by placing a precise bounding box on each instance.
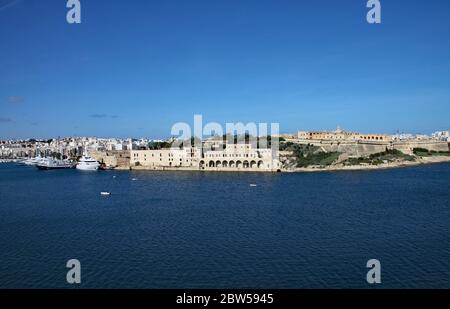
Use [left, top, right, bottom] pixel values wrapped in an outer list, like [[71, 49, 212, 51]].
[[1, 0, 450, 139]]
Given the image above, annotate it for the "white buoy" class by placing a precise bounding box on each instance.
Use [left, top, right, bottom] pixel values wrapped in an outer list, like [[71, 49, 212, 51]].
[[132, 178, 137, 181], [112, 175, 117, 179]]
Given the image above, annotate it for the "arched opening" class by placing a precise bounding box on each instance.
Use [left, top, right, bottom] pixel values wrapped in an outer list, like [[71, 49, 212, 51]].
[[209, 161, 215, 167], [258, 161, 264, 168], [229, 160, 235, 168], [216, 160, 222, 168], [243, 160, 249, 168], [199, 160, 205, 168], [222, 161, 228, 168], [250, 160, 257, 168], [236, 160, 242, 168]]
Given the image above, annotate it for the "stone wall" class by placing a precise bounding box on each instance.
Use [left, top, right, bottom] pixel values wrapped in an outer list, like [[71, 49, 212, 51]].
[[293, 139, 390, 158], [289, 138, 449, 157], [91, 150, 130, 168], [392, 140, 449, 154]]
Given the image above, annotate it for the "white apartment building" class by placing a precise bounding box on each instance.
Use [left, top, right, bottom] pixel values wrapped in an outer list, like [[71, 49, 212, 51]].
[[432, 131, 450, 142]]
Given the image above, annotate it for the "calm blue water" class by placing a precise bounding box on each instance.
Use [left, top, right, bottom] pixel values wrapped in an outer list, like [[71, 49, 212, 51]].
[[0, 163, 450, 288]]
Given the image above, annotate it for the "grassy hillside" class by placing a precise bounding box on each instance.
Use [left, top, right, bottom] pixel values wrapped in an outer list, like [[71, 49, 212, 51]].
[[280, 142, 340, 168]]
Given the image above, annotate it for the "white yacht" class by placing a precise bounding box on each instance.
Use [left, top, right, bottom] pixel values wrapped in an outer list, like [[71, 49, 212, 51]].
[[36, 158, 74, 170], [76, 154, 100, 171]]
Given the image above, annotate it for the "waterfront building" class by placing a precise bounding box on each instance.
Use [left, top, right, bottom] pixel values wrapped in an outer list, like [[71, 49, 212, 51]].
[[130, 143, 280, 172], [130, 148, 196, 168], [200, 143, 280, 171], [90, 150, 131, 168]]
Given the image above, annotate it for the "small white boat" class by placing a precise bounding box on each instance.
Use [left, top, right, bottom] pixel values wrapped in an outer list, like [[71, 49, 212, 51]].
[[100, 192, 111, 196], [131, 178, 137, 181], [249, 184, 257, 187]]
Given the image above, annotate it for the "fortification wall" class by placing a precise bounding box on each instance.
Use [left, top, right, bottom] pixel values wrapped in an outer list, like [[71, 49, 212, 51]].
[[292, 138, 449, 157], [393, 140, 449, 154], [90, 150, 130, 168], [294, 139, 390, 157], [323, 142, 388, 157]]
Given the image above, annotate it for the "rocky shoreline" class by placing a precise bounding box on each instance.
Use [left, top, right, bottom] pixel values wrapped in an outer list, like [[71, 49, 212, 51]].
[[287, 155, 450, 173]]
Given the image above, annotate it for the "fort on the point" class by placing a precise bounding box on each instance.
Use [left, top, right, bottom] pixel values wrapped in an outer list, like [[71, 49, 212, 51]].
[[290, 127, 449, 158], [297, 126, 390, 142]]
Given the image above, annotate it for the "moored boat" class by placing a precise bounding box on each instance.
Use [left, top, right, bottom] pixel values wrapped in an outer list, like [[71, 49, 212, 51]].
[[23, 156, 47, 166], [36, 158, 75, 170], [76, 154, 100, 171], [99, 162, 114, 170]]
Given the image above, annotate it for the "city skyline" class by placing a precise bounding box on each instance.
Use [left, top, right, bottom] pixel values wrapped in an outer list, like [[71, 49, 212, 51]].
[[1, 0, 450, 139]]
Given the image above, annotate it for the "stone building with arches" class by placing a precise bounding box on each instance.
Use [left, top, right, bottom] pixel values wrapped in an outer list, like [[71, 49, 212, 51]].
[[130, 143, 280, 172], [200, 143, 280, 172]]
